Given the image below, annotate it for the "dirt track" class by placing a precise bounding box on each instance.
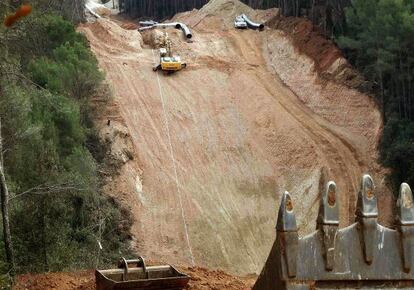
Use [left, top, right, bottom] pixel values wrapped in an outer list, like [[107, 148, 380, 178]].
[[78, 0, 389, 275]]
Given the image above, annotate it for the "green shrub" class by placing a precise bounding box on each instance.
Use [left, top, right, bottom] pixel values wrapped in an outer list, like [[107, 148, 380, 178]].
[[381, 118, 414, 188], [29, 41, 103, 100], [0, 8, 131, 275], [337, 0, 414, 190]]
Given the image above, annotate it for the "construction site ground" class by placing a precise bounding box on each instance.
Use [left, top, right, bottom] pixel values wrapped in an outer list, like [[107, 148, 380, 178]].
[[78, 0, 390, 275], [13, 267, 255, 289], [13, 0, 393, 288]]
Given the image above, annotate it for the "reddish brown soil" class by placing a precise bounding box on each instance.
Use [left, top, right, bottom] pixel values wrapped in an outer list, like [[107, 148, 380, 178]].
[[13, 268, 254, 290], [267, 16, 342, 73], [13, 271, 95, 290], [267, 16, 367, 89], [183, 267, 255, 290]]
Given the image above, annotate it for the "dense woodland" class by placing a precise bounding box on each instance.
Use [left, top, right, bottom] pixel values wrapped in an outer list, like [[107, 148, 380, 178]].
[[118, 0, 208, 19], [0, 0, 131, 287], [337, 0, 414, 188]]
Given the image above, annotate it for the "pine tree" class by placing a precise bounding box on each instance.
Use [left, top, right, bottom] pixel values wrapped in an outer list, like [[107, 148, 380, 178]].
[[337, 0, 414, 187]]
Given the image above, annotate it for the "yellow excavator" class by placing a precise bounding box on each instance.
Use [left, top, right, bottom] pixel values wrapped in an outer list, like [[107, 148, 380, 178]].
[[153, 32, 187, 73]]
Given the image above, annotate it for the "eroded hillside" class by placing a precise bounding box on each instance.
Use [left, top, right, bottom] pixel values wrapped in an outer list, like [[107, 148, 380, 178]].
[[78, 0, 389, 275]]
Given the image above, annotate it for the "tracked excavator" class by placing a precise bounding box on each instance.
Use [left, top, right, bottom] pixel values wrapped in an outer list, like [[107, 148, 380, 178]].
[[153, 32, 187, 73]]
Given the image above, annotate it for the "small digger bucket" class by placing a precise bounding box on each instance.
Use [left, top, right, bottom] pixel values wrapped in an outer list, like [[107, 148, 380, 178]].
[[96, 257, 190, 290]]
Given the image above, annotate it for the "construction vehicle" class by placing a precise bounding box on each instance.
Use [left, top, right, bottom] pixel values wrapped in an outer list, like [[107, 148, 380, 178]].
[[234, 14, 264, 30], [96, 256, 190, 290], [234, 15, 248, 29], [153, 32, 187, 73]]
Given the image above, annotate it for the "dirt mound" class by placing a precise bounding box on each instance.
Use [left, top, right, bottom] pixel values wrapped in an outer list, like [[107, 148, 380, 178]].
[[79, 18, 142, 54], [13, 268, 254, 290], [200, 0, 253, 19], [173, 0, 277, 30], [183, 266, 255, 289], [141, 29, 166, 48], [267, 17, 366, 89], [13, 271, 94, 290]]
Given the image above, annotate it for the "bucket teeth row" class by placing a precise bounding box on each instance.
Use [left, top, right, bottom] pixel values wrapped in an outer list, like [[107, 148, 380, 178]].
[[254, 174, 414, 290]]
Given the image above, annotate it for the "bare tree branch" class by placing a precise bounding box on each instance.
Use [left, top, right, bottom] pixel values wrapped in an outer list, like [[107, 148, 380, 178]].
[[10, 182, 88, 201], [0, 118, 15, 272]]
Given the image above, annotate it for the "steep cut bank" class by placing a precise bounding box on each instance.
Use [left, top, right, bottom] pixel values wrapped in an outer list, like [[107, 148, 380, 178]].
[[79, 0, 388, 275], [267, 16, 368, 89]]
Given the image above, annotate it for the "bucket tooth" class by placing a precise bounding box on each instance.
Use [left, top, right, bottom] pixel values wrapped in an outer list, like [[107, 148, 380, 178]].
[[397, 183, 414, 224], [277, 191, 298, 232], [276, 191, 298, 278], [356, 174, 378, 218], [317, 181, 339, 271], [355, 174, 378, 265], [396, 183, 414, 272]]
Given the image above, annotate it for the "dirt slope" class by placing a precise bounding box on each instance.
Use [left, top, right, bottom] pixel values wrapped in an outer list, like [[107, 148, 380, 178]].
[[78, 0, 389, 275]]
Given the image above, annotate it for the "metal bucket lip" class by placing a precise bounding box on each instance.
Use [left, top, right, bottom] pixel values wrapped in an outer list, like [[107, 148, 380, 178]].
[[95, 264, 190, 284]]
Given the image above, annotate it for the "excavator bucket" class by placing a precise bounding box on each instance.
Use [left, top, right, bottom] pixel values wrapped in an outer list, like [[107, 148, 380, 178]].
[[96, 257, 190, 290], [254, 175, 414, 290]]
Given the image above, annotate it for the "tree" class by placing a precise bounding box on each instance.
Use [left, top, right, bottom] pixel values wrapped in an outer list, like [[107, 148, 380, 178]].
[[337, 0, 414, 189], [0, 3, 15, 274], [0, 118, 14, 273], [0, 8, 132, 276]]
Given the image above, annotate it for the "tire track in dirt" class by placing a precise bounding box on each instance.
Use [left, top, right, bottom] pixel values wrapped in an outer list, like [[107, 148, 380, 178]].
[[258, 71, 362, 224], [230, 30, 363, 224], [151, 48, 196, 266], [79, 10, 383, 274]]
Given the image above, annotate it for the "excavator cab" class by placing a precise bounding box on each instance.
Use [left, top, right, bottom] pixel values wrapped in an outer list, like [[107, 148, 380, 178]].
[[160, 56, 187, 71], [153, 33, 187, 73]]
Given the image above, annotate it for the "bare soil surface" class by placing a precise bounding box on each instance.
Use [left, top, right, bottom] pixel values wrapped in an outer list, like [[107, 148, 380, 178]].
[[13, 271, 95, 290], [13, 268, 254, 290], [266, 16, 368, 89], [77, 0, 390, 276]]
